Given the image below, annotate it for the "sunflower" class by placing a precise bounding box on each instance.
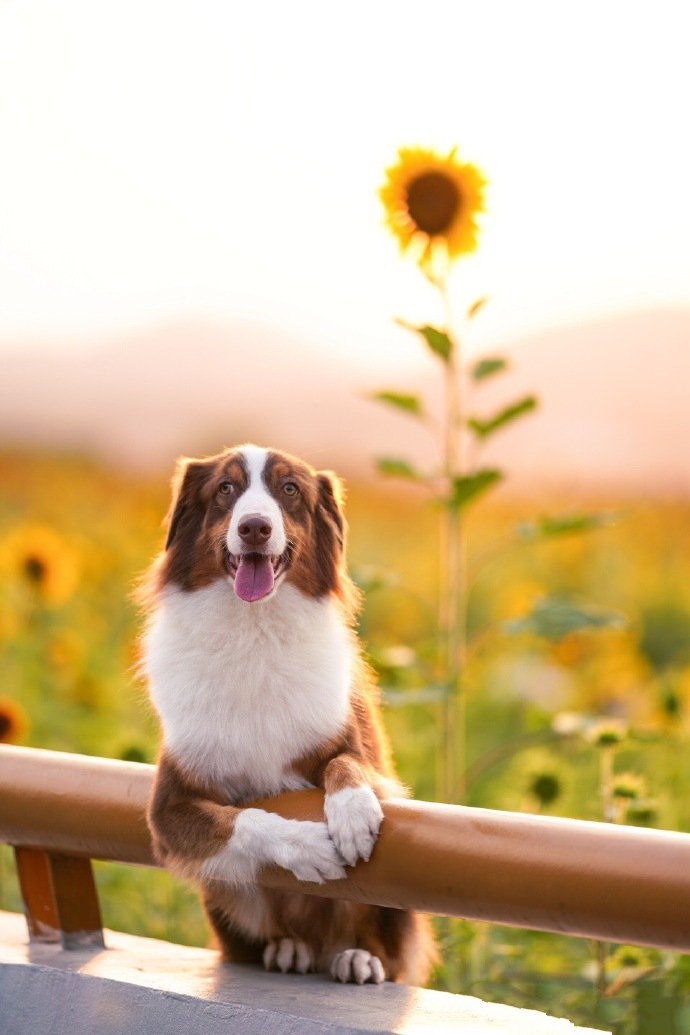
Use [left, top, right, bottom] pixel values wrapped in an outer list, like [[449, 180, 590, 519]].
[[528, 770, 562, 808], [612, 772, 646, 801], [379, 147, 486, 272], [0, 524, 79, 605], [0, 698, 28, 743], [585, 719, 627, 748]]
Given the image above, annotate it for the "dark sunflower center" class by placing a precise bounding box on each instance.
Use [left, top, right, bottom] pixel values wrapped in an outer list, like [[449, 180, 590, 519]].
[[406, 172, 460, 235], [23, 555, 46, 585]]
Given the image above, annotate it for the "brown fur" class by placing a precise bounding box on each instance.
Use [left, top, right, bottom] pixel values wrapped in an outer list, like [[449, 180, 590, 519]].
[[149, 732, 436, 984], [148, 751, 240, 871], [145, 445, 436, 984], [153, 447, 357, 611]]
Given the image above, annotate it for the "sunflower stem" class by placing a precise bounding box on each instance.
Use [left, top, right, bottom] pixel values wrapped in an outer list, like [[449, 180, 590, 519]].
[[437, 274, 468, 804]]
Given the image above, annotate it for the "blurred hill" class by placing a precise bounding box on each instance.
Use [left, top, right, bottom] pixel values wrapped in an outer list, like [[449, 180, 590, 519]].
[[0, 308, 688, 495]]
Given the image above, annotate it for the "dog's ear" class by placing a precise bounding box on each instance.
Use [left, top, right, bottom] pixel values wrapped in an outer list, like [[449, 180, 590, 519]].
[[165, 457, 211, 550], [317, 471, 345, 547], [313, 471, 346, 593]]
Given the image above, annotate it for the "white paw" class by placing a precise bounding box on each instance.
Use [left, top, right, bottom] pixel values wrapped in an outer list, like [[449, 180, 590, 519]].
[[263, 938, 313, 974], [200, 809, 346, 886], [330, 949, 386, 985], [271, 817, 347, 883], [325, 785, 383, 867]]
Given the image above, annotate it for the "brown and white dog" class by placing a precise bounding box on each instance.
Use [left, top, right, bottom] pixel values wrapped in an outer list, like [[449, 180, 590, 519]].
[[142, 444, 435, 985]]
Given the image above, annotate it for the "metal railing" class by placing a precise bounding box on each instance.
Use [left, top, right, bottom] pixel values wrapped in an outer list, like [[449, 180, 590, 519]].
[[1, 743, 690, 951]]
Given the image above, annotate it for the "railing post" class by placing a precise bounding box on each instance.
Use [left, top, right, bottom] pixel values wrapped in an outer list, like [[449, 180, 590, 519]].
[[14, 846, 105, 949]]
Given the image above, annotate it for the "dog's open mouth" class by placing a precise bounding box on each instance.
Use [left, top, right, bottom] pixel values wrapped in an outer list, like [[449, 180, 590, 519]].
[[225, 547, 291, 603]]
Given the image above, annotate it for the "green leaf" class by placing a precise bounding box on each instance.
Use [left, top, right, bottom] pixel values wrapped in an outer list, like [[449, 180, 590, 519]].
[[468, 395, 537, 437], [505, 595, 626, 642], [471, 356, 507, 381], [517, 512, 617, 540], [446, 468, 503, 510], [371, 390, 423, 417], [376, 457, 421, 480], [396, 320, 453, 363], [467, 297, 489, 320]]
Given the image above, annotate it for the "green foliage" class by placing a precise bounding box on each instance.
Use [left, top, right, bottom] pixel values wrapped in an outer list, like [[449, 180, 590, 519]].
[[517, 512, 617, 540], [468, 395, 538, 438], [371, 390, 424, 417], [119, 744, 151, 764], [471, 356, 507, 381], [446, 468, 503, 510], [375, 457, 422, 480], [625, 800, 659, 826], [638, 601, 690, 673], [396, 319, 453, 362], [506, 595, 626, 642]]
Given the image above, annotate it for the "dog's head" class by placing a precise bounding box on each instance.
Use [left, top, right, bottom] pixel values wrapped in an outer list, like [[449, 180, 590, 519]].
[[159, 444, 349, 603]]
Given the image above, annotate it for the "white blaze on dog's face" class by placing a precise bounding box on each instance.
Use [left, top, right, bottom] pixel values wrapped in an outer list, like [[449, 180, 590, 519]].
[[160, 443, 346, 604], [225, 446, 289, 602]]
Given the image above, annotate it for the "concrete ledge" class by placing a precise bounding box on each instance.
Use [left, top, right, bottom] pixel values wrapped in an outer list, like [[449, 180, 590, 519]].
[[0, 911, 605, 1034]]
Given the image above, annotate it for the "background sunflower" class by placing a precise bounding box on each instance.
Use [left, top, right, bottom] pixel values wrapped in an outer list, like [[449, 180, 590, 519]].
[[379, 147, 486, 273], [0, 698, 28, 744], [0, 524, 79, 605]]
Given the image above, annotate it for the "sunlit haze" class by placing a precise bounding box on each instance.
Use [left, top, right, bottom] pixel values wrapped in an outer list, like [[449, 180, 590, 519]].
[[1, 0, 689, 372]]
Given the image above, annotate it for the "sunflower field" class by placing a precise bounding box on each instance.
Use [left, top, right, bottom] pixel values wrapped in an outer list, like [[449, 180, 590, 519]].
[[1, 447, 690, 1034]]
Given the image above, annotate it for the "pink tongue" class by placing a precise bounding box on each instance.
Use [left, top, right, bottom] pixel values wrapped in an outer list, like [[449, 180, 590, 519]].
[[234, 555, 275, 602]]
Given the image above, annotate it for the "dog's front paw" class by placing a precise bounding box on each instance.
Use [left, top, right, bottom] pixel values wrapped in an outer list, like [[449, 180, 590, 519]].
[[325, 785, 383, 867], [273, 818, 347, 883], [202, 809, 346, 885]]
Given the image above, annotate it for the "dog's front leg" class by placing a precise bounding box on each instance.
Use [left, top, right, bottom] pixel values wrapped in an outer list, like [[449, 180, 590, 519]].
[[149, 753, 346, 886], [323, 754, 384, 867]]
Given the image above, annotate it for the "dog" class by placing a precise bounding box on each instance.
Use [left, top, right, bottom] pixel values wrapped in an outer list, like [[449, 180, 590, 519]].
[[141, 444, 435, 984]]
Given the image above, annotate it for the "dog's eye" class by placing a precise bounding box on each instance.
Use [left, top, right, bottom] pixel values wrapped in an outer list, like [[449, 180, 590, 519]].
[[218, 481, 234, 496], [283, 482, 299, 497]]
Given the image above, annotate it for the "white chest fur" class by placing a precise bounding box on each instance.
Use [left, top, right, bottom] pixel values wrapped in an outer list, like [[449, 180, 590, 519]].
[[143, 580, 353, 798]]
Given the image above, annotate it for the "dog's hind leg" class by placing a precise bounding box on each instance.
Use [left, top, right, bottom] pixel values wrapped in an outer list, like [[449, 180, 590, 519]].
[[203, 891, 265, 964], [329, 906, 437, 985]]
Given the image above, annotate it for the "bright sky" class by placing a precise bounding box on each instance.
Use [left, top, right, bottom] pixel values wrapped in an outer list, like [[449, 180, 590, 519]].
[[0, 0, 688, 369]]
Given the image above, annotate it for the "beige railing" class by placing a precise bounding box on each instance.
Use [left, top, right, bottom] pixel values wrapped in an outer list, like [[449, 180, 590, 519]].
[[1, 743, 689, 951]]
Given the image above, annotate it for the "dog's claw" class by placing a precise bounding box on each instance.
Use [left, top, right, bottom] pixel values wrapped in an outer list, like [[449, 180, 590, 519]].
[[264, 938, 313, 974]]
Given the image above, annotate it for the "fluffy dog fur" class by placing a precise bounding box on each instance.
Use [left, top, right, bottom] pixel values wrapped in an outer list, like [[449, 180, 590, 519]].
[[141, 443, 435, 984]]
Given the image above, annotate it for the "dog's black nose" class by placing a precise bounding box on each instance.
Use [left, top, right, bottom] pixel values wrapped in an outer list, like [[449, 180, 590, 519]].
[[238, 514, 272, 548]]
